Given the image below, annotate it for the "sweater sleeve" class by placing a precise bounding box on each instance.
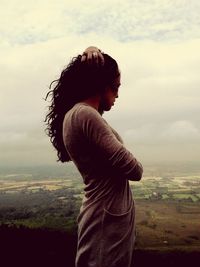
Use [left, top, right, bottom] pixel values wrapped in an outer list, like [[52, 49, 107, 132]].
[[78, 105, 143, 181]]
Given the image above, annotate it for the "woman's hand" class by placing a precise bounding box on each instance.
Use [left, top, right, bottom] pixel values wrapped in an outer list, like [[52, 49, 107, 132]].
[[81, 46, 104, 65]]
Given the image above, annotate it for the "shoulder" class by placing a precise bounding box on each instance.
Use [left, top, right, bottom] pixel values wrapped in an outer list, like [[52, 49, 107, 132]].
[[72, 103, 112, 136], [63, 103, 104, 128], [74, 103, 103, 122]]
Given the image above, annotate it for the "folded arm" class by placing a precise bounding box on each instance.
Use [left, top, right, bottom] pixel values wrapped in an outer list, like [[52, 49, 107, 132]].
[[78, 105, 143, 181]]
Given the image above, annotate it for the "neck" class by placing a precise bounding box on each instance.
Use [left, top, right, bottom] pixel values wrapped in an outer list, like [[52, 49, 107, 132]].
[[81, 95, 100, 111]]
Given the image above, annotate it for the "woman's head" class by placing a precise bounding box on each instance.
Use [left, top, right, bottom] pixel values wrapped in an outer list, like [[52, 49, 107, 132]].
[[45, 52, 119, 162], [57, 53, 120, 108]]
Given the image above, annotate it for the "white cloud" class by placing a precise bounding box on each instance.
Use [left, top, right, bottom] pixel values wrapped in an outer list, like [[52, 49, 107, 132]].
[[1, 0, 200, 165], [1, 36, 200, 164], [163, 120, 200, 140], [1, 0, 200, 45], [124, 120, 200, 143]]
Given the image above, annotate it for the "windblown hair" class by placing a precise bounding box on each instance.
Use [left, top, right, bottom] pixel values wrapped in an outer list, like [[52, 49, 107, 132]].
[[44, 53, 119, 162]]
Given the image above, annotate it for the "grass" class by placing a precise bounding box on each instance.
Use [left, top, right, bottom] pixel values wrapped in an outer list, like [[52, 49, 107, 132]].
[[135, 200, 200, 250]]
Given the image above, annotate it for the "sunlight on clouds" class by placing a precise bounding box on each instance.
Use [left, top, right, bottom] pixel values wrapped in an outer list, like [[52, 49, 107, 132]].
[[110, 40, 200, 114], [0, 0, 200, 164], [1, 35, 200, 164]]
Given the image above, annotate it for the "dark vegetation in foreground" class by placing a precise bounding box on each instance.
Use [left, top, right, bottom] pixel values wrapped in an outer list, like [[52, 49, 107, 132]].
[[1, 224, 200, 267]]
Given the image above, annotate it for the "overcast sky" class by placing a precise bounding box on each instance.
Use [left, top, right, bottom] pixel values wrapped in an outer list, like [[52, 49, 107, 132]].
[[0, 0, 200, 166]]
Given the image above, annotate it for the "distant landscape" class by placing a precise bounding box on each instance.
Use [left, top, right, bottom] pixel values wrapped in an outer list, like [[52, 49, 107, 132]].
[[0, 162, 200, 267]]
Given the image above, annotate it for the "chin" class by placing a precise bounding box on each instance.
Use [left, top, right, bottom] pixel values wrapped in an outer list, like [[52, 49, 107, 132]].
[[104, 105, 112, 111], [99, 102, 112, 113]]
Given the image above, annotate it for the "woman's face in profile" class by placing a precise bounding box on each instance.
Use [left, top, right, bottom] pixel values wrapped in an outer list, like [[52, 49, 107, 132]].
[[100, 73, 121, 112]]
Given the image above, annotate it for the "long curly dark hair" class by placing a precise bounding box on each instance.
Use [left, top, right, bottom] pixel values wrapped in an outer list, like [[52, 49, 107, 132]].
[[44, 53, 119, 162]]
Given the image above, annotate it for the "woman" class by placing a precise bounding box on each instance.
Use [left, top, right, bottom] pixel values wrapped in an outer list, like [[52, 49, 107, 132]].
[[45, 46, 143, 267]]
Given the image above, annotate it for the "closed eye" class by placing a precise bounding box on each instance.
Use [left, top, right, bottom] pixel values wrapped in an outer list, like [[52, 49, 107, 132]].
[[111, 83, 121, 92]]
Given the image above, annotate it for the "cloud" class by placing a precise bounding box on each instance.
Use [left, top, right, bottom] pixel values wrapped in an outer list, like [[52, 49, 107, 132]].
[[1, 0, 200, 45], [1, 36, 200, 164], [124, 120, 200, 143], [0, 1, 200, 165], [163, 120, 200, 140]]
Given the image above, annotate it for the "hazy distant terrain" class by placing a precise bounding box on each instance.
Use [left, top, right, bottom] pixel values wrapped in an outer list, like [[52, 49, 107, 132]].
[[0, 162, 200, 252]]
